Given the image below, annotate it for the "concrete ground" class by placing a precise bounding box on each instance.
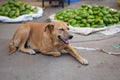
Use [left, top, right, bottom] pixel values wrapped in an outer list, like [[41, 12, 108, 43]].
[[0, 0, 120, 80]]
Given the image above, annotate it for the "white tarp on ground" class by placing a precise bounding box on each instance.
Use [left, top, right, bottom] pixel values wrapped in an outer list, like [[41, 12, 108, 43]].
[[0, 6, 43, 23], [49, 14, 120, 35]]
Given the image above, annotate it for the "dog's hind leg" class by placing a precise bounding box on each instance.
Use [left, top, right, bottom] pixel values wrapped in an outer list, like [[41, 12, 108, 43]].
[[18, 28, 36, 55]]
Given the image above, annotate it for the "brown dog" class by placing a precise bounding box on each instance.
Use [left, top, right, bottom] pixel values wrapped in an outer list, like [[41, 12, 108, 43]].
[[9, 22, 88, 65]]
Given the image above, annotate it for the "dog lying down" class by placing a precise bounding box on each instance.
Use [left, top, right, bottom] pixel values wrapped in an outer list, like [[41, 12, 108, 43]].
[[9, 22, 88, 65]]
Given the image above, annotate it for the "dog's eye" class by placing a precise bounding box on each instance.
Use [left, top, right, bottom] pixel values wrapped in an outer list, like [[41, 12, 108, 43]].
[[59, 28, 64, 31], [67, 28, 69, 30]]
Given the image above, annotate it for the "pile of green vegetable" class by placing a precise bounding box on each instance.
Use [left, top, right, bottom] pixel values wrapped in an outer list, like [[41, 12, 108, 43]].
[[55, 4, 120, 28], [0, 0, 38, 18]]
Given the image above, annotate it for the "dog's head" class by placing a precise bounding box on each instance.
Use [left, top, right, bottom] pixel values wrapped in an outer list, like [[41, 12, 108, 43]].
[[45, 22, 73, 44]]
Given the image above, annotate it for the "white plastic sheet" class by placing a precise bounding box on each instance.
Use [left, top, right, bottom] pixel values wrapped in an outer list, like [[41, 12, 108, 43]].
[[0, 6, 43, 22], [49, 14, 120, 35]]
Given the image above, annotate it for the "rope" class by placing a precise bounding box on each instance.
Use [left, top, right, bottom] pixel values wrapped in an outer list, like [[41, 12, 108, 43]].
[[71, 34, 120, 55], [73, 46, 120, 55]]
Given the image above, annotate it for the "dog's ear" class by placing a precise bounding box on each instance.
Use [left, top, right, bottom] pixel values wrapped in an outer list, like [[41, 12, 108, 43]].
[[44, 24, 54, 32]]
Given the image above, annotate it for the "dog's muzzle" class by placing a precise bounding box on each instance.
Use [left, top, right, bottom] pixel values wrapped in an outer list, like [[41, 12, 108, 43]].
[[58, 35, 73, 44]]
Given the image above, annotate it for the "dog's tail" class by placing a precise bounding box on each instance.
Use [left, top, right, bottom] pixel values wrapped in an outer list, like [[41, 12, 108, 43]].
[[9, 40, 17, 55]]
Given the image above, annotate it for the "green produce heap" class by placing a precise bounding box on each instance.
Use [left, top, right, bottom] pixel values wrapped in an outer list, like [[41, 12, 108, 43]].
[[0, 0, 38, 18], [55, 4, 120, 28]]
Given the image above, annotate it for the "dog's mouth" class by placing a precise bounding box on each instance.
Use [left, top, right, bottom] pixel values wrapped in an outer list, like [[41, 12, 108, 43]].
[[58, 36, 69, 44]]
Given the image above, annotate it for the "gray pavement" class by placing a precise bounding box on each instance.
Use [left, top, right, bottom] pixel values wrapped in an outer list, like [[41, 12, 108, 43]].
[[0, 0, 120, 80]]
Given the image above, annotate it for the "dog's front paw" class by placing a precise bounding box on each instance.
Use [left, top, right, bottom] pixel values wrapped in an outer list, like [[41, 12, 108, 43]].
[[80, 58, 88, 65], [28, 50, 36, 55]]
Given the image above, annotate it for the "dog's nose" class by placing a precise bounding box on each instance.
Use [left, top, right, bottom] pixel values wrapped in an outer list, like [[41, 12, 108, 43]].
[[68, 35, 73, 39]]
